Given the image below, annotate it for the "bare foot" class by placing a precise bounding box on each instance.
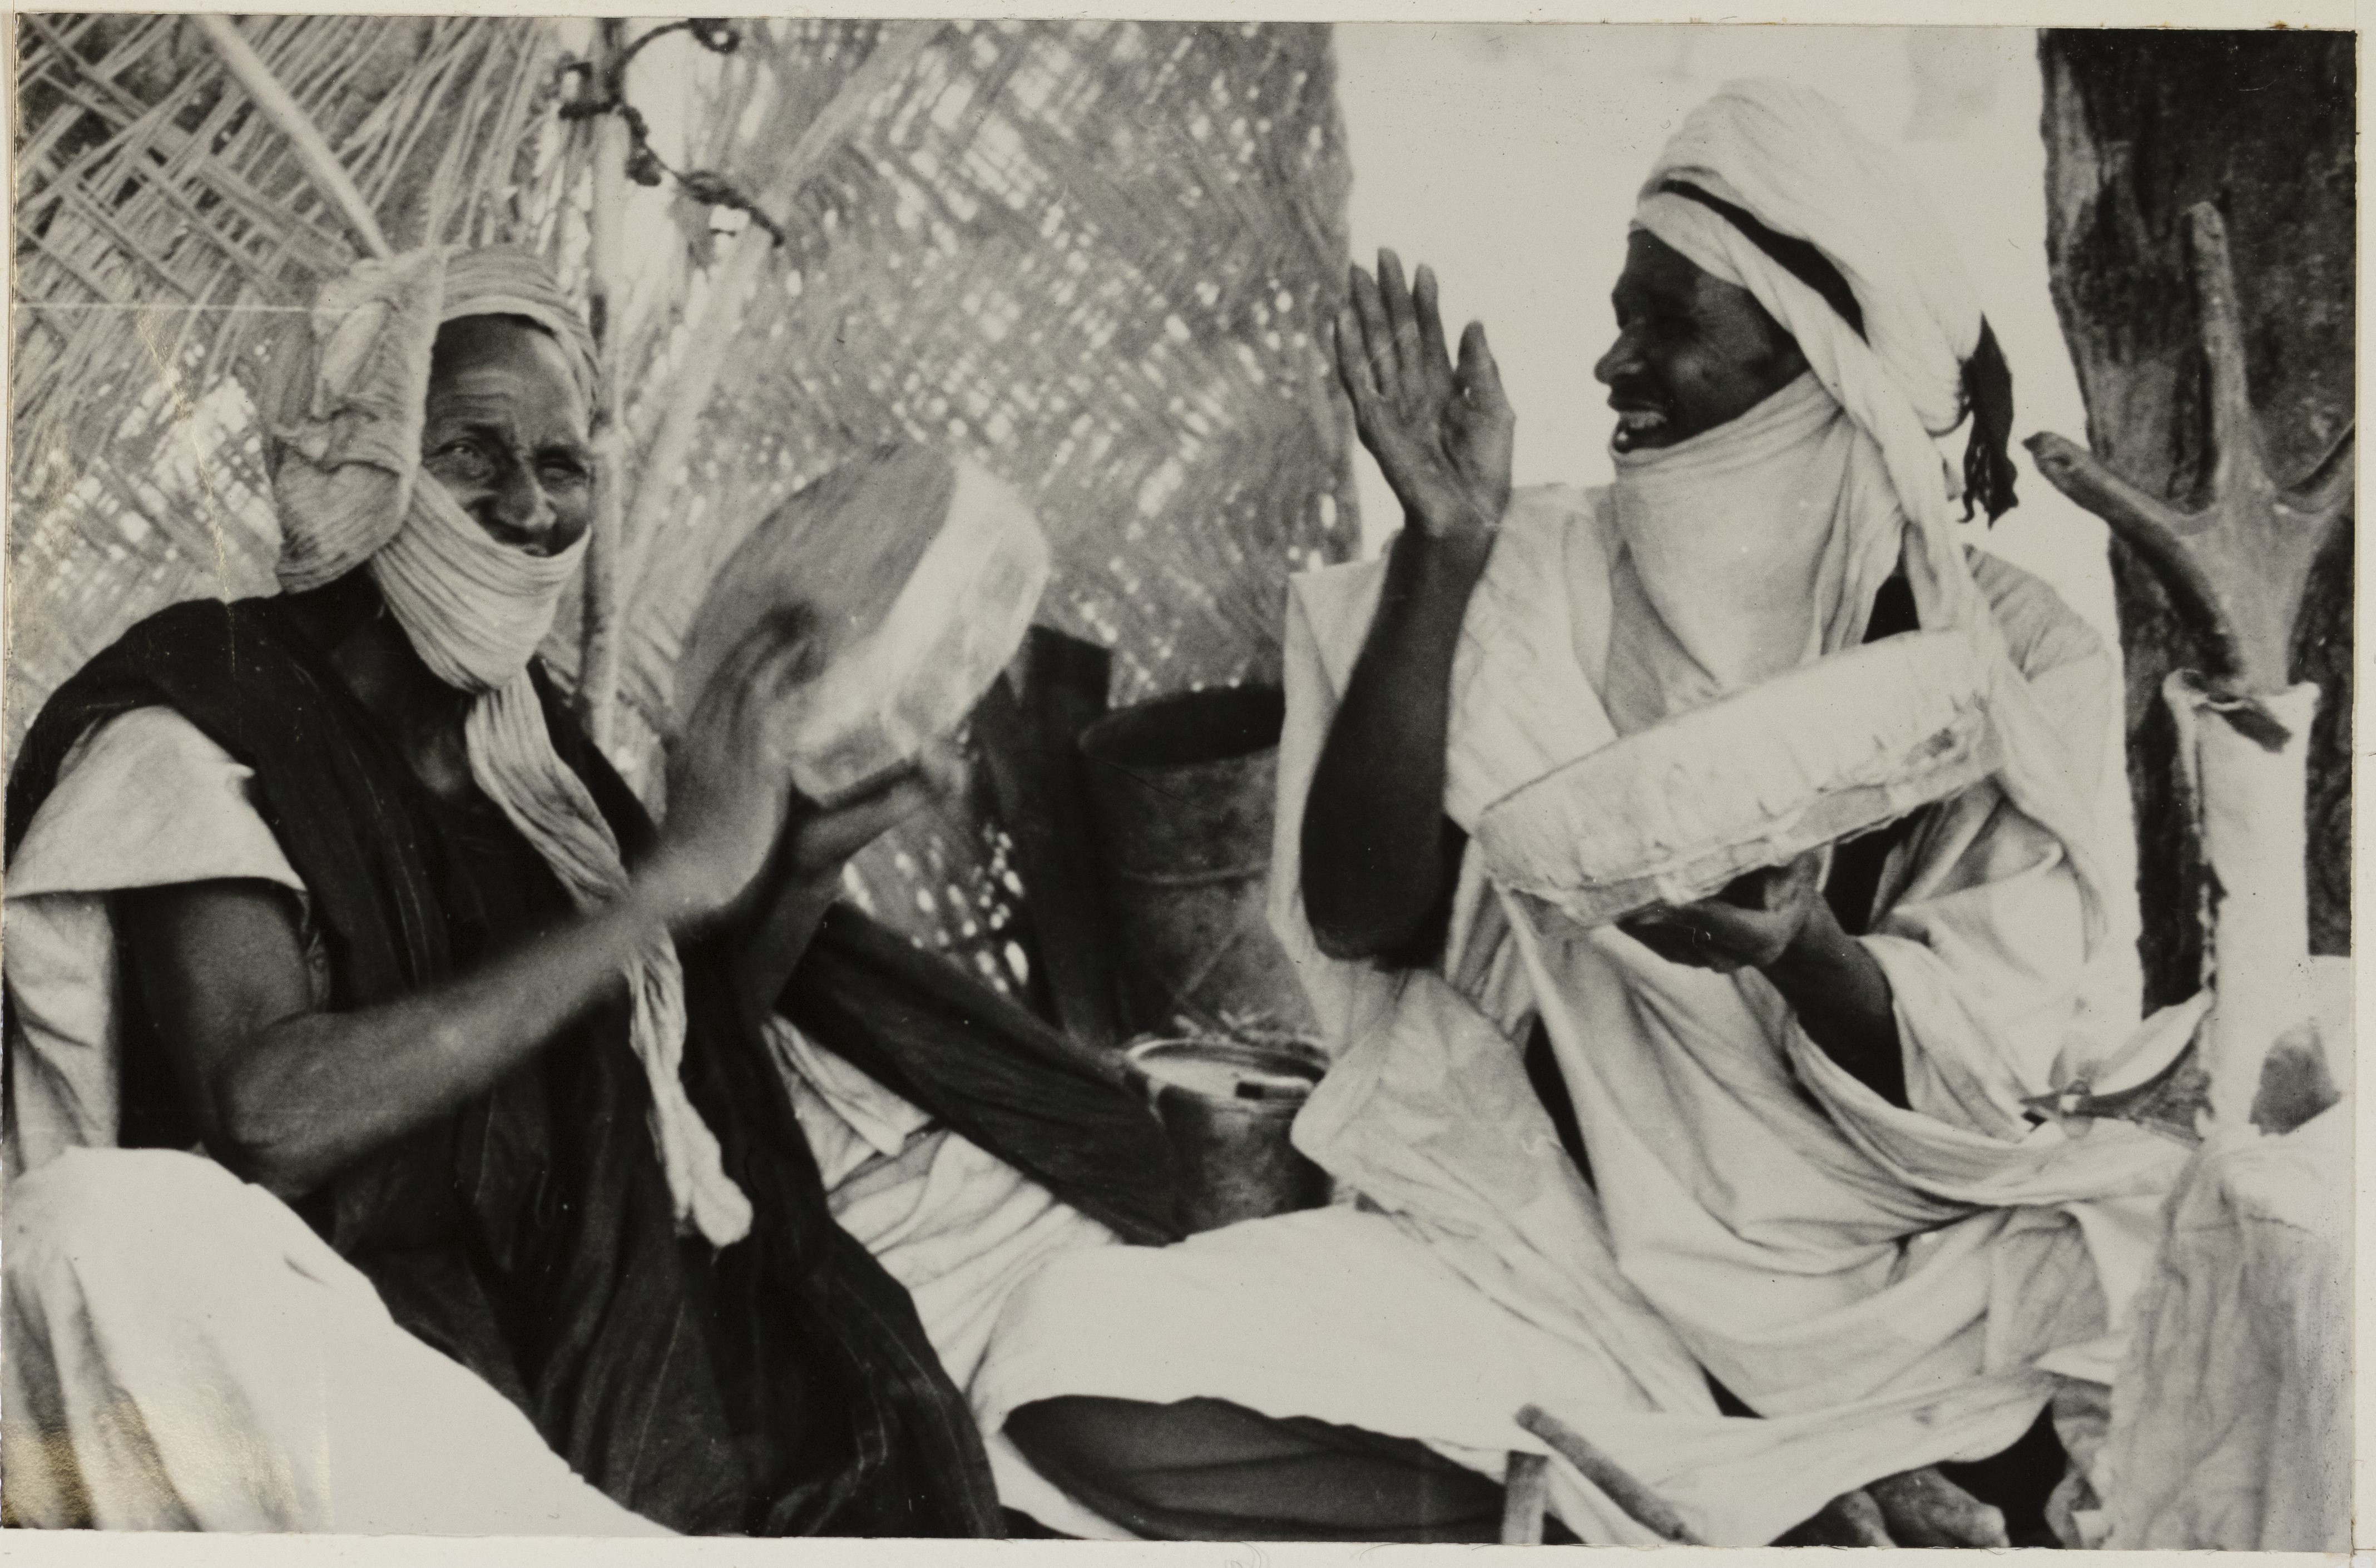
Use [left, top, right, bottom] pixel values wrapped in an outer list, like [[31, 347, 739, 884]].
[[1869, 1466, 2010, 1547], [1775, 1487, 1893, 1545]]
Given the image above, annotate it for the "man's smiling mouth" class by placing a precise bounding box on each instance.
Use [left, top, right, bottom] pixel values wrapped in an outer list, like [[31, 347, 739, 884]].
[[1610, 404, 1669, 452]]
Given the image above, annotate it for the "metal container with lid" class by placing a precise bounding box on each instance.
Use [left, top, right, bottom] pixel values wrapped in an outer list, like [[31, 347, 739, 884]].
[[1124, 1035, 1331, 1236]]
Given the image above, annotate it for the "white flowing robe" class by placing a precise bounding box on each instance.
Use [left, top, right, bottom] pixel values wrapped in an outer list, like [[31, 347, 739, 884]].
[[977, 488, 2191, 1544]]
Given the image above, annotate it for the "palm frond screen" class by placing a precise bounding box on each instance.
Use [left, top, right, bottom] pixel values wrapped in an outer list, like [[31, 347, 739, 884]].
[[12, 13, 560, 740], [8, 16, 1357, 1009]]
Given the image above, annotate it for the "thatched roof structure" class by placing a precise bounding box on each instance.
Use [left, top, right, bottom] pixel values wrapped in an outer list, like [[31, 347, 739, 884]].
[[9, 15, 1357, 1001], [13, 16, 558, 728]]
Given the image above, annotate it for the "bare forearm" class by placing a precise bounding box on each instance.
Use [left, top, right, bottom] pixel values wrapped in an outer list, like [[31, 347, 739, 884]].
[[1302, 528, 1492, 958], [222, 884, 686, 1198], [735, 871, 841, 1031], [1764, 908, 1908, 1108]]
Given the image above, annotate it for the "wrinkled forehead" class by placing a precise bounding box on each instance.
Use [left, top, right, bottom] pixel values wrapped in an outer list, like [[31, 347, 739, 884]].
[[427, 315, 590, 434]]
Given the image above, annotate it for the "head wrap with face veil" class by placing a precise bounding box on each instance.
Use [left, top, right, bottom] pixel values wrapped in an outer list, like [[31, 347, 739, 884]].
[[1622, 78, 2111, 956], [268, 245, 752, 1248]]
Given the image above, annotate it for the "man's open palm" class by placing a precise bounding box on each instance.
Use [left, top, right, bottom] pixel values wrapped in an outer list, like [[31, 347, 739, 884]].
[[1333, 250, 1514, 543]]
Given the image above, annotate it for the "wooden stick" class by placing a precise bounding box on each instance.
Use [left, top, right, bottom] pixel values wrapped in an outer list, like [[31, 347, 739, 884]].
[[970, 629, 1124, 1050], [1517, 1403, 1704, 1545], [194, 16, 391, 261], [576, 19, 632, 748], [2024, 430, 2246, 682], [1501, 1452, 1552, 1545], [615, 21, 942, 610]]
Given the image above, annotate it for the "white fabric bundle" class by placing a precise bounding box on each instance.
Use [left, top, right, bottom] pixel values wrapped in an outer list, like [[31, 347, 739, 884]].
[[1628, 79, 2113, 967], [271, 246, 749, 1248], [1481, 627, 2000, 930]]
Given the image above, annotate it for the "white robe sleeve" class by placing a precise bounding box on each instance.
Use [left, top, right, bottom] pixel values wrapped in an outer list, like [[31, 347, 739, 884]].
[[1266, 489, 1614, 1048], [8, 706, 308, 901], [5, 709, 312, 1175]]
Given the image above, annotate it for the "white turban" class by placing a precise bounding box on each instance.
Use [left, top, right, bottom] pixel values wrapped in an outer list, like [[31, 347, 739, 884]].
[[1628, 80, 2109, 954], [1634, 78, 2018, 532], [268, 247, 752, 1249]]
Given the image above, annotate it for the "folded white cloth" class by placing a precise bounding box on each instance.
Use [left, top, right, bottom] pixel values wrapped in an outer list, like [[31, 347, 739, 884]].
[[3, 1147, 670, 1534]]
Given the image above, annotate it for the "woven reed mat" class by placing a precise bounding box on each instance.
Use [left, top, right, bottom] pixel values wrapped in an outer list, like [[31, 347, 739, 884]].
[[9, 18, 1358, 1009]]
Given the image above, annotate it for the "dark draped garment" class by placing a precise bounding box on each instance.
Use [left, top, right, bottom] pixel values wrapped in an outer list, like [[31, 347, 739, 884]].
[[6, 595, 1180, 1537]]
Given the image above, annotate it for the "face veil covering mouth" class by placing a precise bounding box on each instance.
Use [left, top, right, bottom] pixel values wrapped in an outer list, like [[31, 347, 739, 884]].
[[1601, 370, 1897, 731], [268, 245, 751, 1248], [369, 476, 586, 691]]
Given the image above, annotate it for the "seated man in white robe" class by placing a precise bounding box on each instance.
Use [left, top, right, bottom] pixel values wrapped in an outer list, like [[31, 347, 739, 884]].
[[979, 80, 2189, 1546]]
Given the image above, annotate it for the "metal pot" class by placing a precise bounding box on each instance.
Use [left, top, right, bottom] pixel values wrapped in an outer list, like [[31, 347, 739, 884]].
[[1077, 685, 1318, 1041], [1125, 1036, 1331, 1235]]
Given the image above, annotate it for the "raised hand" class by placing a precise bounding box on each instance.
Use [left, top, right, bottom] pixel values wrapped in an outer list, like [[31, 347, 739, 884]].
[[641, 608, 824, 930], [725, 736, 960, 1025], [1334, 249, 1515, 543], [777, 738, 962, 889]]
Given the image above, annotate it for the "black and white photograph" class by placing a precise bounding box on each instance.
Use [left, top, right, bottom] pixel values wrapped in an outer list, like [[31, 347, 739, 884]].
[[1, 9, 2356, 1554]]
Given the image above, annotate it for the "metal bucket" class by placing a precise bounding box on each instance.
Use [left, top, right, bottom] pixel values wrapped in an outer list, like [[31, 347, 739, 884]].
[[1077, 685, 1319, 1041], [1125, 1036, 1331, 1235]]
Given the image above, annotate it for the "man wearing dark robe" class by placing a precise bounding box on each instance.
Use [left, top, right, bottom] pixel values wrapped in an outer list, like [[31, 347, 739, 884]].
[[2, 245, 1170, 1534]]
